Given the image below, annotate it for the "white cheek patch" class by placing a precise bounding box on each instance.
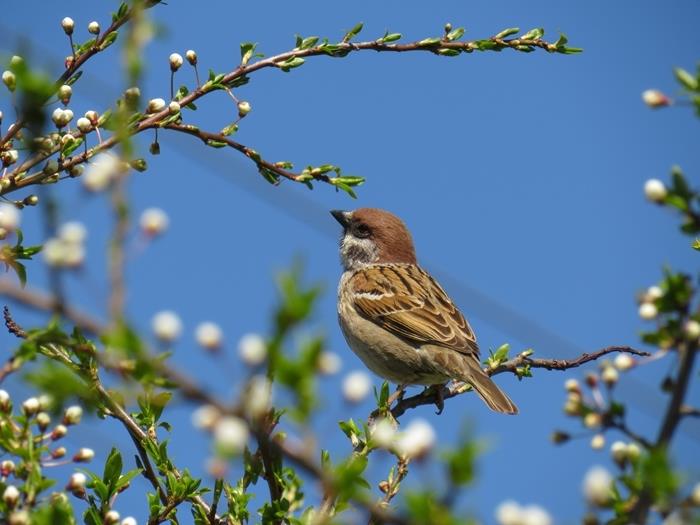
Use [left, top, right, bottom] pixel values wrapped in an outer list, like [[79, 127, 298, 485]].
[[340, 235, 378, 270]]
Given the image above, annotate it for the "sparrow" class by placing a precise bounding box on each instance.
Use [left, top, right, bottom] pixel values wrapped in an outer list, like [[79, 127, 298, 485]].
[[332, 208, 518, 414]]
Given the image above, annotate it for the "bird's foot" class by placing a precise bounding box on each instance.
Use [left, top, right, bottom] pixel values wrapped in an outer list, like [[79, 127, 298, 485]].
[[425, 384, 446, 415]]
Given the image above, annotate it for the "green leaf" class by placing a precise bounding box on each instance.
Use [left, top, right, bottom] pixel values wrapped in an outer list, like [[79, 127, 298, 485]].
[[417, 37, 441, 46], [240, 42, 257, 66], [221, 123, 238, 136], [674, 67, 698, 91], [494, 27, 520, 39], [206, 139, 228, 148], [343, 22, 364, 43], [557, 46, 583, 54], [279, 57, 305, 72], [103, 448, 123, 494], [299, 36, 319, 50], [381, 32, 402, 43], [99, 31, 119, 51], [61, 137, 84, 157], [112, 2, 129, 22], [446, 27, 465, 41], [520, 27, 544, 40], [692, 239, 700, 251]]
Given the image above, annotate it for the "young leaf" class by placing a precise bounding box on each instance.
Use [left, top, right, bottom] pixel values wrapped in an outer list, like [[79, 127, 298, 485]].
[[343, 22, 364, 43]]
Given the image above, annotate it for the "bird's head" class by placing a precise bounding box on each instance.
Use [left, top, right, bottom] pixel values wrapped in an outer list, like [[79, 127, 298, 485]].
[[330, 208, 417, 270]]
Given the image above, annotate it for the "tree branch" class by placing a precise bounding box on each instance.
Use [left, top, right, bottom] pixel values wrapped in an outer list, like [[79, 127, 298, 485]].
[[391, 346, 649, 418]]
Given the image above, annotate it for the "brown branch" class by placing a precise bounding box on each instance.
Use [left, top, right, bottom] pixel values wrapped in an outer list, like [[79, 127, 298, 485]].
[[656, 343, 698, 446], [391, 346, 649, 418], [1, 32, 570, 196]]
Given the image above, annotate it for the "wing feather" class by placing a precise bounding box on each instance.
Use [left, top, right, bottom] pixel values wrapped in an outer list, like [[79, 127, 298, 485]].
[[350, 265, 479, 355]]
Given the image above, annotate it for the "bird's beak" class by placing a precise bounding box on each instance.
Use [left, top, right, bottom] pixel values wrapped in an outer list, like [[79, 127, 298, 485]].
[[330, 210, 351, 228]]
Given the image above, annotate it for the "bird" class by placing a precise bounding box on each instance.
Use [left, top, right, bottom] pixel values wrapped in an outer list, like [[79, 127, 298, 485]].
[[331, 207, 518, 414]]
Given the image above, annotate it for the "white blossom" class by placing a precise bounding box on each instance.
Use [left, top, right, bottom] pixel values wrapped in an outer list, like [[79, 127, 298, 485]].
[[610, 441, 627, 465], [88, 21, 100, 34], [520, 505, 552, 525], [395, 418, 436, 458], [639, 302, 658, 320], [238, 333, 267, 365], [601, 366, 619, 386], [317, 351, 342, 375], [614, 353, 635, 371], [185, 50, 197, 65], [67, 472, 86, 492], [152, 311, 182, 343], [642, 89, 670, 108], [191, 404, 220, 430], [121, 518, 137, 525], [83, 152, 120, 191], [244, 375, 272, 417], [342, 370, 371, 403], [73, 447, 94, 462], [169, 53, 183, 71], [495, 500, 522, 525], [63, 405, 83, 425], [59, 222, 87, 244], [140, 207, 169, 236], [22, 397, 40, 415], [644, 179, 667, 202], [76, 117, 92, 133], [683, 320, 700, 340], [590, 434, 605, 450], [691, 482, 700, 505], [105, 510, 120, 524], [237, 100, 251, 117], [3, 485, 19, 507], [370, 418, 396, 448], [213, 416, 249, 454], [61, 17, 75, 35], [583, 465, 613, 505], [147, 98, 166, 113], [0, 203, 20, 230], [195, 322, 223, 350]]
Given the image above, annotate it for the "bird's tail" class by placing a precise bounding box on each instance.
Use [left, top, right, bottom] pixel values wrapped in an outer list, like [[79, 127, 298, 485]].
[[463, 359, 518, 415]]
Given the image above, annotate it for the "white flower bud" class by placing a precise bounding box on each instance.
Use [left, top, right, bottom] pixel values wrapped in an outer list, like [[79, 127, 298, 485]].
[[317, 351, 342, 375], [73, 447, 94, 462], [590, 434, 605, 450], [58, 84, 72, 104], [370, 418, 396, 448], [238, 333, 267, 365], [105, 510, 120, 524], [51, 424, 68, 440], [84, 110, 99, 124], [213, 416, 249, 454], [495, 500, 522, 525], [195, 322, 223, 350], [520, 505, 552, 525], [168, 100, 180, 113], [395, 418, 436, 458], [644, 179, 667, 202], [9, 56, 23, 68], [2, 149, 19, 166], [59, 222, 87, 244], [610, 441, 627, 466], [3, 485, 20, 507], [52, 108, 70, 127], [642, 89, 670, 108], [169, 53, 183, 71], [36, 411, 51, 430], [147, 98, 166, 113], [646, 286, 663, 300], [0, 390, 10, 412], [683, 319, 700, 340], [237, 100, 251, 117], [601, 366, 619, 386], [152, 310, 182, 343], [614, 353, 635, 371], [63, 405, 83, 425], [43, 238, 67, 267], [1, 460, 15, 476], [0, 110, 3, 122], [564, 378, 580, 393], [342, 370, 371, 403], [121, 518, 137, 525], [191, 404, 220, 430], [52, 446, 66, 459], [61, 17, 75, 35], [625, 442, 641, 462], [584, 412, 601, 429], [185, 49, 197, 65], [691, 482, 700, 506], [139, 207, 169, 236], [61, 133, 75, 146], [582, 466, 613, 505], [639, 302, 658, 320], [67, 472, 87, 494], [22, 397, 40, 415], [244, 375, 272, 417], [0, 204, 20, 231], [2, 70, 16, 92], [83, 152, 119, 192], [88, 21, 100, 34], [76, 117, 92, 133]]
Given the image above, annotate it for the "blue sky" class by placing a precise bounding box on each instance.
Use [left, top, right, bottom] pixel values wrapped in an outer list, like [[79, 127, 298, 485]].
[[1, 0, 699, 522]]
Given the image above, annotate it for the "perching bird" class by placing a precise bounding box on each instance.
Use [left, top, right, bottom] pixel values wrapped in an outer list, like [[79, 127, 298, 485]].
[[332, 208, 517, 414]]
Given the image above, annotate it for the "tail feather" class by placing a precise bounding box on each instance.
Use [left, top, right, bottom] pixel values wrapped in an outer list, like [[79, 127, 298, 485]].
[[464, 364, 518, 415]]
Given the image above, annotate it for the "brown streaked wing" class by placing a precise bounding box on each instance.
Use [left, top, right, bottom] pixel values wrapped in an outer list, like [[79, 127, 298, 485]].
[[350, 265, 479, 356]]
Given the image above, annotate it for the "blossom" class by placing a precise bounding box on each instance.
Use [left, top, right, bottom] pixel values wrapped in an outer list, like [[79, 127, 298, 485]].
[[342, 370, 371, 403]]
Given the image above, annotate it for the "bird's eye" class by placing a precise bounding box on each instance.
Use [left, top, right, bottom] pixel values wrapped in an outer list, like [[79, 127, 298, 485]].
[[353, 223, 371, 239]]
